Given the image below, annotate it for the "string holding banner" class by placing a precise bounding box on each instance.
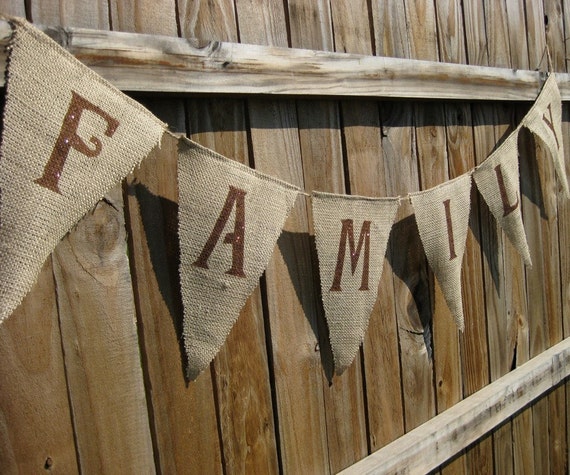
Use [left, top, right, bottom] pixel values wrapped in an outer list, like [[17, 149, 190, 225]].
[[0, 17, 569, 378]]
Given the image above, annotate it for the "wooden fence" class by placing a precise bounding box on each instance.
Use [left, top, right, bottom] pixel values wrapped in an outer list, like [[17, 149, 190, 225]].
[[0, 1, 569, 474]]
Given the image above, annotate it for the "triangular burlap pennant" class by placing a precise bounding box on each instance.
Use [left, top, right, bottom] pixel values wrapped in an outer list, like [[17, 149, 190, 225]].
[[522, 73, 569, 199], [410, 174, 472, 330], [178, 138, 299, 380], [0, 18, 165, 322], [312, 192, 399, 374], [473, 130, 532, 266]]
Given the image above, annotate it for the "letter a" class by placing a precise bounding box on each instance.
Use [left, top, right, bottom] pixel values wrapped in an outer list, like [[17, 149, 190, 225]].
[[193, 185, 247, 277], [330, 219, 371, 291], [34, 91, 120, 193]]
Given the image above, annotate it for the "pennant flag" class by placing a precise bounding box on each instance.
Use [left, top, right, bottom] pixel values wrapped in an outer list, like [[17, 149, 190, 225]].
[[410, 174, 472, 330], [312, 192, 399, 374], [0, 18, 165, 323], [522, 73, 569, 198], [178, 138, 299, 380], [474, 130, 532, 266]]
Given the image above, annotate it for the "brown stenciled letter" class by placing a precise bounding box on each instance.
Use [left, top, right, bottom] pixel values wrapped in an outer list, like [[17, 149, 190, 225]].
[[330, 219, 371, 292], [34, 91, 120, 194], [193, 185, 247, 278], [494, 164, 519, 217], [443, 199, 458, 260], [542, 103, 560, 150]]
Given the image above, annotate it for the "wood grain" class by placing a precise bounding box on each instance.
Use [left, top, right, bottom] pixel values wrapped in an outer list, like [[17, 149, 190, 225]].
[[124, 126, 223, 474], [437, 2, 492, 474], [109, 0, 178, 36], [512, 2, 545, 474], [340, 336, 570, 475], [287, 1, 369, 472], [180, 5, 280, 472], [332, 0, 405, 456], [537, 4, 567, 472], [427, 3, 469, 474], [1, 19, 570, 100], [371, 1, 435, 438], [234, 1, 330, 472], [0, 260, 79, 474], [30, 0, 109, 29], [52, 187, 155, 473], [188, 97, 280, 474], [0, 1, 569, 472], [30, 3, 155, 473]]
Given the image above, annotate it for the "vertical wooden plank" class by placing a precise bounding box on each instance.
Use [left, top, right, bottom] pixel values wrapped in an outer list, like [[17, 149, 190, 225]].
[[539, 3, 567, 473], [405, 1, 446, 436], [511, 2, 544, 474], [124, 105, 224, 474], [436, 0, 492, 436], [188, 98, 280, 474], [367, 4, 412, 448], [371, 0, 435, 437], [403, 2, 453, 447], [30, 0, 109, 28], [332, 0, 405, 455], [234, 1, 330, 472], [434, 0, 482, 473], [487, 2, 522, 472], [504, 2, 541, 474], [29, 3, 156, 473], [464, 2, 520, 473], [109, 0, 178, 36], [292, 0, 354, 461], [116, 5, 230, 473], [0, 261, 79, 474], [287, 1, 369, 472], [0, 0, 25, 17], [180, 5, 280, 473], [0, 5, 76, 474], [562, 1, 570, 465], [52, 189, 155, 473], [178, 0, 238, 42]]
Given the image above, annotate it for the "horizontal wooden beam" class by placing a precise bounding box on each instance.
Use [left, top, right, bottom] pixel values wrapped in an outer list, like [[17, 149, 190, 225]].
[[339, 336, 570, 475], [1, 18, 570, 101]]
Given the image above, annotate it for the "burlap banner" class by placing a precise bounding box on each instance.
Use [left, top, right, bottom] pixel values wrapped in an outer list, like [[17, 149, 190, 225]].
[[312, 192, 399, 374], [1, 18, 570, 376], [0, 18, 165, 323], [473, 129, 532, 266], [410, 174, 472, 330], [177, 138, 299, 379], [522, 73, 569, 198]]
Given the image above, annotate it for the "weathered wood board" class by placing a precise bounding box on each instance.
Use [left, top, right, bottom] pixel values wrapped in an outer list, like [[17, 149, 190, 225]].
[[0, 1, 568, 474]]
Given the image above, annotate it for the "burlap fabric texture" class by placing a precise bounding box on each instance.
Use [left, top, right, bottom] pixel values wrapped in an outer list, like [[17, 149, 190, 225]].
[[178, 138, 299, 380], [312, 192, 399, 374], [522, 73, 569, 199], [473, 129, 532, 266], [410, 174, 472, 330], [0, 18, 165, 322]]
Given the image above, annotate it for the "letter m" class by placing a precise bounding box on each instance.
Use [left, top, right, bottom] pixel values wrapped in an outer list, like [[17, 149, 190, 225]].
[[330, 219, 371, 292]]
